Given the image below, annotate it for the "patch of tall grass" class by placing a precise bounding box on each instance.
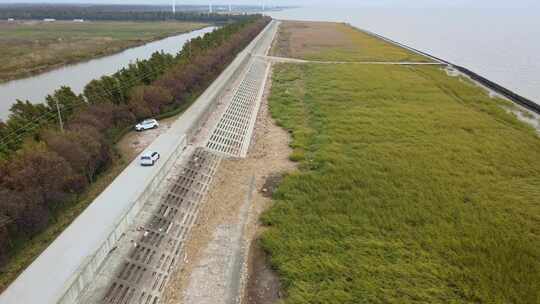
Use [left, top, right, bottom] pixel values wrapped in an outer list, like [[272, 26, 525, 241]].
[[262, 63, 540, 303]]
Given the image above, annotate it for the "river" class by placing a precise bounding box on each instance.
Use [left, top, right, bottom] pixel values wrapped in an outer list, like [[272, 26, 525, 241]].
[[267, 6, 540, 104], [0, 26, 217, 120]]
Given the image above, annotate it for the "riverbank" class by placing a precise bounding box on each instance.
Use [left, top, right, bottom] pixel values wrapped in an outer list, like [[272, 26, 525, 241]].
[[0, 26, 217, 120], [258, 21, 540, 303], [0, 20, 207, 83]]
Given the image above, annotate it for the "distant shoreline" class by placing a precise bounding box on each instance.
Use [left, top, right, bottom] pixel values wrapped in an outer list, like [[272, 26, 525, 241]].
[[349, 23, 540, 115]]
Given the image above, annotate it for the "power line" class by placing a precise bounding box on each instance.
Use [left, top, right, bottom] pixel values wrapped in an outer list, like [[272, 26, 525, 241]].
[[0, 30, 223, 148], [0, 99, 91, 148], [0, 69, 163, 148]]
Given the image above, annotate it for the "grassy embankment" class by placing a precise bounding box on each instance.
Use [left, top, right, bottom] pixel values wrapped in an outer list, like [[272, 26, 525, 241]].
[[261, 21, 540, 303], [271, 21, 431, 62], [0, 21, 207, 82]]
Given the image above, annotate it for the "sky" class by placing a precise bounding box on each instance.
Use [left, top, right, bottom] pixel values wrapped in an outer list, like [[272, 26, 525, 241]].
[[0, 0, 538, 9]]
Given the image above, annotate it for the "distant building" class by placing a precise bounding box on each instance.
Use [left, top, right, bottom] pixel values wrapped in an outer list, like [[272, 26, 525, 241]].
[[7, 18, 15, 22], [43, 18, 56, 22], [73, 19, 84, 23]]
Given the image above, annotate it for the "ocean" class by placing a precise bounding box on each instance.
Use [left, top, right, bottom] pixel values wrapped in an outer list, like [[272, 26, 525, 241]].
[[268, 6, 540, 103]]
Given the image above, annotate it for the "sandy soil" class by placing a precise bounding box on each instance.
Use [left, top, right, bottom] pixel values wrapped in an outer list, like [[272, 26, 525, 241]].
[[243, 239, 282, 304], [117, 116, 178, 162], [162, 64, 296, 304]]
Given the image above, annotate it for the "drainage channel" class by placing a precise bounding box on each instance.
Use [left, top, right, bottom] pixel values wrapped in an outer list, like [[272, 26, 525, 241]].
[[101, 148, 221, 304], [206, 58, 269, 158]]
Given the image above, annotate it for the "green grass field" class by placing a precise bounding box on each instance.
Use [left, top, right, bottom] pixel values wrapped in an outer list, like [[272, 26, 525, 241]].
[[0, 21, 207, 82], [261, 63, 540, 303]]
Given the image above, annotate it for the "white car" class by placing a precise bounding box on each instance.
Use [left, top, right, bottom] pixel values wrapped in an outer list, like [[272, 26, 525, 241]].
[[140, 152, 160, 166], [135, 119, 159, 131]]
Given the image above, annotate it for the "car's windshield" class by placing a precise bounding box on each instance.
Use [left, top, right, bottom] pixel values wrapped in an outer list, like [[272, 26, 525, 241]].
[[141, 156, 151, 160]]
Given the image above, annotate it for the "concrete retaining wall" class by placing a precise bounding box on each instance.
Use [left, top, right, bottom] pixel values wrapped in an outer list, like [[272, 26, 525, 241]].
[[58, 134, 188, 304], [352, 24, 540, 115], [180, 20, 276, 142]]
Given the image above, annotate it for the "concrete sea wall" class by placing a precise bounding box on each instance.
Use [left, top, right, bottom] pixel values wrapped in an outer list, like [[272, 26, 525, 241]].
[[354, 25, 540, 115]]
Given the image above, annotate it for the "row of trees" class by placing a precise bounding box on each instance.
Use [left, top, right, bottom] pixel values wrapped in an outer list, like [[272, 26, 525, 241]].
[[0, 5, 256, 23], [0, 16, 271, 268], [0, 17, 265, 155]]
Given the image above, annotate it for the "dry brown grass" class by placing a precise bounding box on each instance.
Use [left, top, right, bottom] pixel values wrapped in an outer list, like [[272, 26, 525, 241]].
[[271, 21, 431, 62], [0, 21, 207, 82]]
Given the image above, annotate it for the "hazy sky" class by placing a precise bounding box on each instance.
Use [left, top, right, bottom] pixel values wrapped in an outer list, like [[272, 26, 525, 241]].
[[0, 0, 538, 9]]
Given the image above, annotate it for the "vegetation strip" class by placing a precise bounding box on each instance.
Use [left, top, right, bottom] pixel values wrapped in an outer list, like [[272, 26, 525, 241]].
[[262, 63, 540, 303], [0, 16, 270, 293]]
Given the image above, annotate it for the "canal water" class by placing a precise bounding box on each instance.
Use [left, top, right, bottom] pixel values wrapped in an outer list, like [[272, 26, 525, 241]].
[[0, 26, 217, 120], [268, 5, 540, 104]]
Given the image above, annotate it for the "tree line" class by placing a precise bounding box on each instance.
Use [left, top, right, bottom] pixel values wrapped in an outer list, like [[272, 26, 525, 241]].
[[0, 16, 270, 269], [0, 5, 255, 23]]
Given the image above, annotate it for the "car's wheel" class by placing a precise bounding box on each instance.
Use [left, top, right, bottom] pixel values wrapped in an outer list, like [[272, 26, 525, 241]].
[[153, 125, 158, 129]]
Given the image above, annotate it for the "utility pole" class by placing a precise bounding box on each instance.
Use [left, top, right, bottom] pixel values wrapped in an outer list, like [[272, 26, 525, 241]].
[[172, 0, 176, 14], [54, 97, 64, 133], [209, 3, 213, 14], [0, 215, 13, 247]]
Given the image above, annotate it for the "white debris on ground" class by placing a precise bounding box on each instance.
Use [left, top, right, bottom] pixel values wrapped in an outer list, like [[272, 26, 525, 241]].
[[445, 66, 540, 134]]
